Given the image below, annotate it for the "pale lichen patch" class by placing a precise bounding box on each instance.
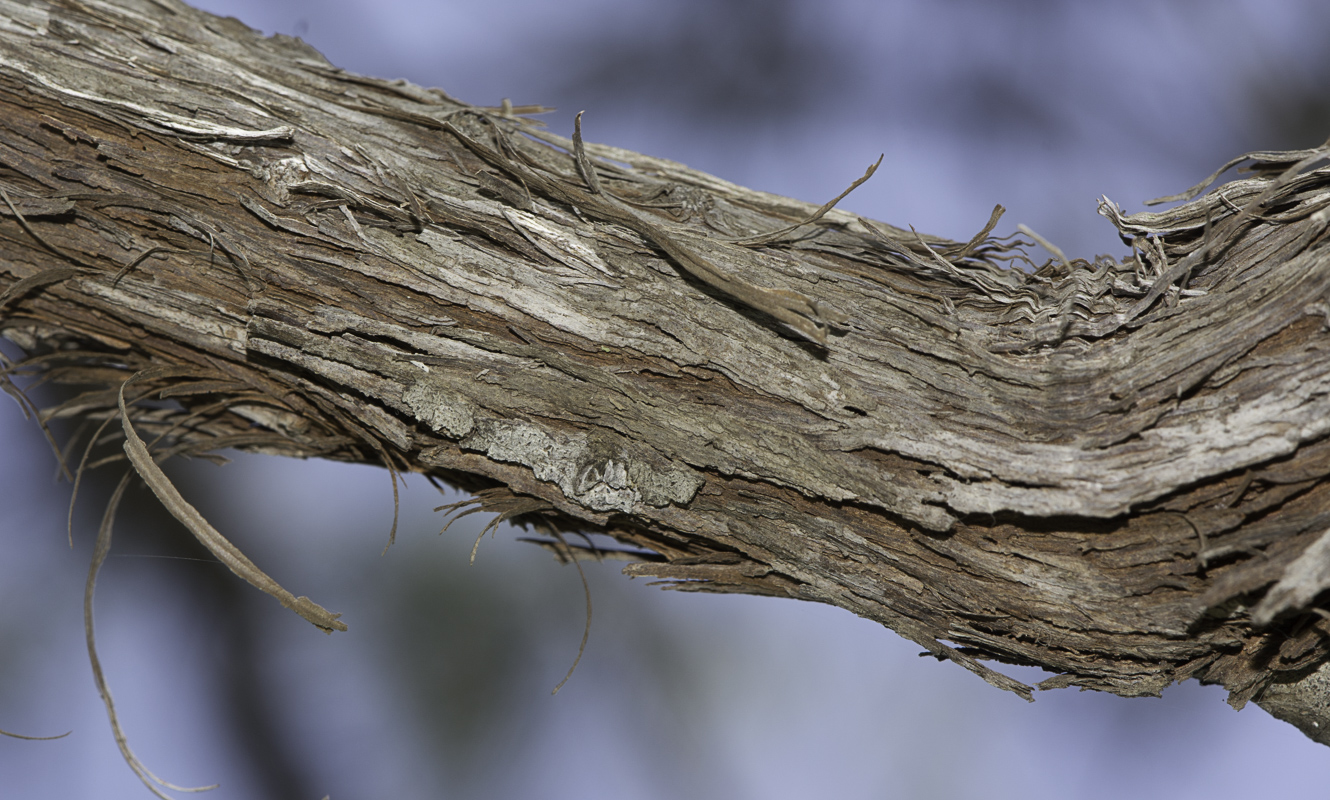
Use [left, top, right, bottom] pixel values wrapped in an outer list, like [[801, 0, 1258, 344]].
[[403, 380, 476, 439], [459, 419, 701, 512]]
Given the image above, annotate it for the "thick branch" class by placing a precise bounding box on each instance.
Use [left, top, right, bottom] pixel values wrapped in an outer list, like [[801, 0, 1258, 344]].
[[3, 0, 1330, 738]]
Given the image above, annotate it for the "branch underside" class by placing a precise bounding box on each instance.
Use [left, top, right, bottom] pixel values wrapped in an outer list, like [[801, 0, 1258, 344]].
[[3, 0, 1330, 726]]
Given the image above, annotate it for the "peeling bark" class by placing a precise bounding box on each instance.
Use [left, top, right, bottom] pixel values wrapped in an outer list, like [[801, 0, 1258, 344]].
[[3, 0, 1330, 747]]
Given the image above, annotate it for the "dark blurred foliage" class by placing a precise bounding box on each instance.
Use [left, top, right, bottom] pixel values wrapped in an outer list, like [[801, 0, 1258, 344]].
[[550, 0, 850, 125], [1245, 59, 1330, 151], [543, 0, 1330, 174], [379, 535, 561, 791], [378, 534, 741, 796]]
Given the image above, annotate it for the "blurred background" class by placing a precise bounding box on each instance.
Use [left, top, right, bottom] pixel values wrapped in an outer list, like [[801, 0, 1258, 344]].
[[3, 0, 1330, 797]]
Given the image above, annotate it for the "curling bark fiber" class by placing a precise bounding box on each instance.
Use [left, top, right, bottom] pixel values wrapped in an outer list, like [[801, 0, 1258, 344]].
[[4, 0, 1330, 745]]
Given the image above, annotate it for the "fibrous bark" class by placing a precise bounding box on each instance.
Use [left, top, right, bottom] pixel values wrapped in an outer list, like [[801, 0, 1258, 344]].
[[3, 0, 1330, 748]]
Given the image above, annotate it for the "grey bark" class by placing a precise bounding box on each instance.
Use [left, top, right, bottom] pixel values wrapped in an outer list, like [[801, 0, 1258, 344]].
[[3, 0, 1330, 745]]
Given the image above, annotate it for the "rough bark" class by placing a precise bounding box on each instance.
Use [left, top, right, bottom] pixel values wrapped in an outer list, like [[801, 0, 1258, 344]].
[[3, 0, 1330, 745]]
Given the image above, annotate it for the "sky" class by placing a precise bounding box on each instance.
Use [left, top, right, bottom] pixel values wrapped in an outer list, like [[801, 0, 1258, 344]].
[[3, 0, 1330, 798]]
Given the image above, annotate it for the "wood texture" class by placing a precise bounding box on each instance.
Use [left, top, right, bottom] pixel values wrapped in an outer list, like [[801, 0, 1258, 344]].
[[3, 0, 1330, 740]]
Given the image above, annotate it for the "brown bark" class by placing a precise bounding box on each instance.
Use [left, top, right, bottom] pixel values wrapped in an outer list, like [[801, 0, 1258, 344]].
[[4, 0, 1330, 745]]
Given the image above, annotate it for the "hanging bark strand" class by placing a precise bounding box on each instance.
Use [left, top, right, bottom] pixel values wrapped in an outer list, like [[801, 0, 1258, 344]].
[[3, 0, 1330, 741]]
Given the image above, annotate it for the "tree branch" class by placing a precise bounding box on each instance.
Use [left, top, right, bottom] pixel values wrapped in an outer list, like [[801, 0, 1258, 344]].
[[3, 0, 1330, 745]]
